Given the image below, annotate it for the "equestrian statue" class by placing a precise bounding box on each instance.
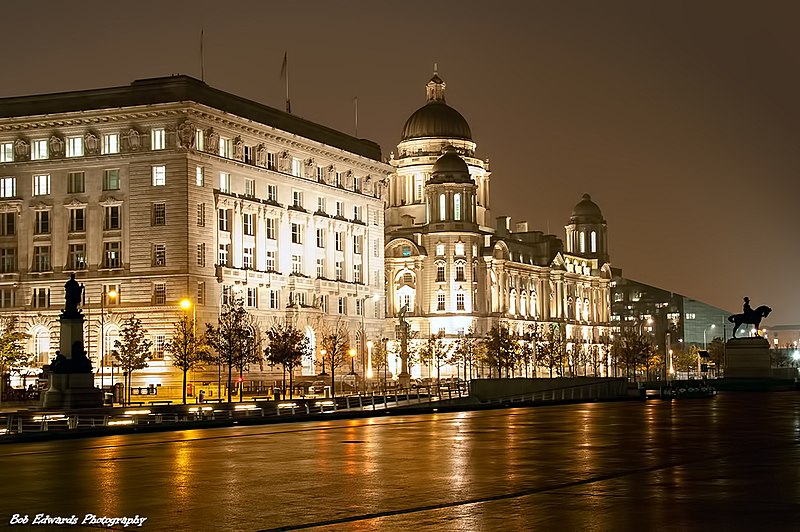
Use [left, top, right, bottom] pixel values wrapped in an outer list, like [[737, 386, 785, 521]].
[[728, 297, 771, 338]]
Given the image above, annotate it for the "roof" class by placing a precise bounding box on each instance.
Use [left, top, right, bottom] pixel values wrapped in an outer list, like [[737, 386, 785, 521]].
[[428, 147, 473, 184], [570, 194, 605, 224], [0, 75, 383, 161]]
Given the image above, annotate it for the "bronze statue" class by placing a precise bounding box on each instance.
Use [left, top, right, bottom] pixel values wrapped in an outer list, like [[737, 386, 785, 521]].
[[728, 299, 771, 338], [63, 273, 83, 318]]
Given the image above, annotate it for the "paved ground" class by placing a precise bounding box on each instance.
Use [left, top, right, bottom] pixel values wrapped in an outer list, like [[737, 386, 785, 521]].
[[1, 392, 799, 531]]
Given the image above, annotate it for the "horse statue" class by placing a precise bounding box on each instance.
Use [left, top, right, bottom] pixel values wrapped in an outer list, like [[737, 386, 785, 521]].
[[727, 305, 771, 338]]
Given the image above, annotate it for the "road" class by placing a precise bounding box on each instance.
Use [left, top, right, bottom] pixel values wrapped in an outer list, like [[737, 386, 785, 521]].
[[1, 392, 799, 530]]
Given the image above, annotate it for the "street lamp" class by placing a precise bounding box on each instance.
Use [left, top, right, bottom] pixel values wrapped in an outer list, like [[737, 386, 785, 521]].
[[359, 294, 379, 393], [349, 348, 356, 375], [319, 348, 327, 376], [366, 341, 374, 381], [100, 287, 117, 402], [179, 298, 196, 402], [703, 324, 716, 349]]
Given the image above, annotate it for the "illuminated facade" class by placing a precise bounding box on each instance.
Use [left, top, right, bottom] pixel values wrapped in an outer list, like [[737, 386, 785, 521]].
[[385, 74, 613, 377], [0, 75, 390, 391]]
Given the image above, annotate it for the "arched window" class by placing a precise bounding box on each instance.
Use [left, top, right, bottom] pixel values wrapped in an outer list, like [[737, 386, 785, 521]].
[[454, 193, 462, 221], [104, 325, 120, 366], [33, 327, 51, 366], [579, 232, 585, 253], [584, 298, 590, 321], [436, 261, 446, 282], [509, 289, 517, 315], [576, 298, 582, 321], [590, 231, 597, 253], [439, 194, 446, 221], [520, 293, 528, 317], [455, 261, 465, 281]]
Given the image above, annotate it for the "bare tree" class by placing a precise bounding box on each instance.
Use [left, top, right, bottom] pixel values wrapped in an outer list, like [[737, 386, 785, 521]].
[[205, 300, 260, 402], [0, 316, 29, 404], [113, 317, 152, 406], [320, 320, 350, 398], [166, 316, 211, 404], [264, 321, 310, 400], [484, 324, 519, 378]]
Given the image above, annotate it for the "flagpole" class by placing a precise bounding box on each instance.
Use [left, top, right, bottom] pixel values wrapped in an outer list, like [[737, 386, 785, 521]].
[[285, 53, 291, 113], [200, 28, 205, 81], [354, 97, 358, 137]]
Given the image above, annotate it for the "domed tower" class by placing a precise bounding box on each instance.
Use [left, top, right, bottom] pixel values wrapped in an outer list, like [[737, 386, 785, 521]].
[[425, 146, 478, 226], [386, 70, 491, 232], [565, 194, 609, 264]]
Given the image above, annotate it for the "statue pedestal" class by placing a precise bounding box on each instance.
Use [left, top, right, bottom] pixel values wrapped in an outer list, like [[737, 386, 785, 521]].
[[42, 373, 103, 409], [724, 337, 772, 378]]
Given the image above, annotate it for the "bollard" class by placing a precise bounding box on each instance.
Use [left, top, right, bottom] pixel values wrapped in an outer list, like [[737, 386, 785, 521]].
[[305, 403, 310, 414], [346, 396, 351, 409], [358, 396, 363, 408]]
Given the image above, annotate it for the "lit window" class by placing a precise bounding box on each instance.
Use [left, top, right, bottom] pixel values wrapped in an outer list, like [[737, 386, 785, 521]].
[[31, 140, 47, 160], [0, 142, 12, 162], [439, 194, 446, 220], [197, 282, 205, 305], [151, 128, 166, 150], [579, 232, 585, 253], [454, 193, 462, 221], [436, 243, 445, 256], [291, 254, 303, 274], [218, 244, 230, 266], [591, 231, 597, 253], [68, 172, 85, 194], [102, 133, 119, 154], [66, 136, 83, 157], [0, 177, 16, 198], [103, 169, 120, 190], [195, 129, 204, 151], [104, 242, 121, 269], [153, 244, 166, 266], [32, 174, 50, 196], [292, 158, 303, 177], [196, 166, 204, 186], [152, 335, 166, 360], [67, 244, 85, 271], [455, 242, 465, 256], [219, 137, 232, 158], [152, 165, 166, 186], [219, 172, 230, 193]]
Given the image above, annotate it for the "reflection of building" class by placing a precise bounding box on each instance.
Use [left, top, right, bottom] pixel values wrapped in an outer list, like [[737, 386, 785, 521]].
[[611, 275, 732, 355], [384, 73, 612, 377], [0, 75, 390, 390]]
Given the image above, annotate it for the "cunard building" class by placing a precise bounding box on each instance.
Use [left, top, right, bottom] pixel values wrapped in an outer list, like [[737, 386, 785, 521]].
[[384, 73, 613, 377], [0, 75, 391, 393]]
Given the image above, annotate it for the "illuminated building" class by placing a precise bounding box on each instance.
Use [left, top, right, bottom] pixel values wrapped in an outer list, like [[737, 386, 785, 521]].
[[384, 73, 613, 377], [0, 75, 390, 392]]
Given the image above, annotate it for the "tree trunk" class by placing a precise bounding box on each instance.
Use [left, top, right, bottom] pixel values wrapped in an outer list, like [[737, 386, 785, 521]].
[[289, 365, 294, 400], [330, 366, 335, 399], [227, 363, 232, 402], [182, 367, 188, 404]]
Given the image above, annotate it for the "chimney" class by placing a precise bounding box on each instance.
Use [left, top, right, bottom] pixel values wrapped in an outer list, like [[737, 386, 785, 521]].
[[515, 221, 528, 233], [496, 216, 511, 234]]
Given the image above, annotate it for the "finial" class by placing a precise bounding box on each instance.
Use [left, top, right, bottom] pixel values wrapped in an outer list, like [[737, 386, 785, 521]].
[[433, 62, 438, 75]]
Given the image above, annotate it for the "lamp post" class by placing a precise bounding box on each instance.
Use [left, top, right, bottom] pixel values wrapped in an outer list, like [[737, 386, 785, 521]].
[[100, 288, 117, 402], [359, 294, 379, 394], [319, 348, 327, 376], [180, 298, 196, 402], [349, 348, 356, 375], [703, 324, 716, 350]]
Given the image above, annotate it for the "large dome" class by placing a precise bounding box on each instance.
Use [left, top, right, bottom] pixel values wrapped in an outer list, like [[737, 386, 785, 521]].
[[570, 194, 604, 223], [400, 73, 472, 142]]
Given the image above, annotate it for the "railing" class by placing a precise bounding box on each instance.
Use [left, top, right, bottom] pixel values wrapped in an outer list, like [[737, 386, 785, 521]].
[[481, 380, 627, 405]]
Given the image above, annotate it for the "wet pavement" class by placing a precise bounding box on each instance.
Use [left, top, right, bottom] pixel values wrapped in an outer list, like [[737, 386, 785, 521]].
[[2, 392, 799, 530]]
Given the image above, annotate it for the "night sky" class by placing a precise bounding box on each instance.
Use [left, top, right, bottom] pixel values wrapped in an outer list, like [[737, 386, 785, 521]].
[[3, 1, 798, 324]]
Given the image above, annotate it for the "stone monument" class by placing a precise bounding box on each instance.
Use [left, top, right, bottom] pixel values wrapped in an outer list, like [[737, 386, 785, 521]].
[[41, 274, 103, 409], [724, 298, 773, 379]]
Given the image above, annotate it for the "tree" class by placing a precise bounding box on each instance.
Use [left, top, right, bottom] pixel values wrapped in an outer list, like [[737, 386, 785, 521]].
[[319, 321, 350, 398], [372, 339, 390, 393], [419, 332, 447, 385], [538, 324, 568, 378], [451, 328, 481, 382], [205, 300, 260, 402], [166, 316, 211, 404], [484, 324, 519, 378], [264, 322, 310, 400], [707, 336, 725, 369], [613, 326, 655, 381], [0, 316, 29, 404], [113, 317, 152, 406], [598, 333, 615, 377]]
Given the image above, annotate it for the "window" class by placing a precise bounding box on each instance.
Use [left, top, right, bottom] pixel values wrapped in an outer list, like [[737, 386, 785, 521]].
[[244, 178, 255, 197], [436, 263, 446, 282], [454, 193, 462, 221], [319, 295, 327, 312], [267, 152, 276, 170], [0, 142, 12, 162], [335, 172, 342, 187], [242, 213, 254, 236], [152, 335, 166, 360], [291, 158, 303, 177], [196, 203, 205, 226], [413, 174, 423, 202], [356, 298, 363, 316], [373, 239, 379, 257], [0, 177, 15, 198], [336, 201, 344, 217], [247, 287, 258, 308], [292, 190, 303, 208], [266, 218, 276, 239], [0, 212, 14, 235], [455, 263, 465, 281], [103, 169, 120, 190], [197, 282, 205, 305], [354, 176, 362, 192], [218, 209, 230, 231], [317, 197, 326, 213], [152, 203, 166, 226], [335, 260, 343, 280], [153, 244, 166, 266], [316, 166, 325, 182], [33, 288, 50, 308], [591, 231, 597, 253], [218, 244, 230, 266], [354, 263, 362, 284], [316, 229, 325, 248], [243, 247, 253, 269], [67, 244, 86, 271], [338, 297, 346, 315], [104, 206, 121, 230], [219, 137, 232, 158], [455, 242, 465, 256], [196, 243, 205, 266], [353, 235, 361, 254], [33, 174, 50, 196], [33, 245, 51, 272], [34, 211, 50, 234], [316, 258, 325, 278], [579, 231, 585, 253], [66, 137, 83, 157], [195, 129, 204, 151], [151, 128, 166, 150], [102, 133, 119, 155], [31, 140, 47, 160], [436, 243, 445, 256], [437, 292, 445, 311], [0, 287, 14, 308], [291, 223, 302, 244], [353, 205, 363, 221], [267, 184, 277, 202], [68, 172, 85, 194], [0, 248, 16, 273], [456, 292, 465, 311], [439, 193, 446, 221], [195, 166, 204, 186], [154, 283, 167, 305], [151, 165, 166, 186], [104, 241, 121, 268], [69, 208, 85, 233], [291, 254, 303, 275], [265, 250, 276, 271], [220, 172, 230, 193], [103, 284, 120, 305], [335, 232, 343, 251], [270, 290, 279, 309], [221, 286, 232, 306]]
